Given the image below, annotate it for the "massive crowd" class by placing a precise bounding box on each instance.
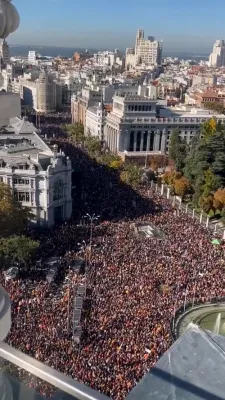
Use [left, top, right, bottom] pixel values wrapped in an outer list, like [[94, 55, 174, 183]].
[[1, 113, 225, 399]]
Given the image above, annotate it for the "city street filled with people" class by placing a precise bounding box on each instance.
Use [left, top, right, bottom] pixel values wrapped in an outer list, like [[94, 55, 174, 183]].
[[2, 114, 225, 399]]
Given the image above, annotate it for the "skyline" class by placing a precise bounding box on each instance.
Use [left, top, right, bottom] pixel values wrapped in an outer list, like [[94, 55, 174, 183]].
[[8, 0, 225, 52]]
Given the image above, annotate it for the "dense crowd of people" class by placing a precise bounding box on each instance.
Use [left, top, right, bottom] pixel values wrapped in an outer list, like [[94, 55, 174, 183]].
[[1, 113, 225, 399]]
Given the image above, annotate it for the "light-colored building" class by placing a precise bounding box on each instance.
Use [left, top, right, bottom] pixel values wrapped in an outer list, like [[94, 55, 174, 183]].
[[0, 117, 72, 227], [0, 92, 21, 126], [28, 50, 38, 65], [125, 48, 136, 70], [71, 86, 102, 126], [86, 101, 106, 139], [135, 29, 163, 66], [104, 90, 225, 159], [0, 39, 10, 66], [209, 40, 225, 67], [36, 71, 56, 113], [192, 74, 217, 86]]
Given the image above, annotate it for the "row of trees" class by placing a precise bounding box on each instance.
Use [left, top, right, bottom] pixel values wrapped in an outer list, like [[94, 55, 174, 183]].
[[0, 183, 39, 267], [64, 123, 159, 188], [167, 120, 225, 215]]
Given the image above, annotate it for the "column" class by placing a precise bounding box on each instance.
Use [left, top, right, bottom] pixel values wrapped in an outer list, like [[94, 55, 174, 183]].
[[124, 130, 129, 151], [153, 130, 160, 152], [112, 130, 115, 153], [160, 129, 167, 154], [115, 130, 118, 153], [109, 128, 112, 151], [146, 132, 150, 151], [118, 130, 123, 152], [134, 132, 137, 151], [140, 132, 144, 152]]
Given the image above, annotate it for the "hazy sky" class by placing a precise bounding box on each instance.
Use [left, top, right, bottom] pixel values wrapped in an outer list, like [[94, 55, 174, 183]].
[[8, 0, 225, 52]]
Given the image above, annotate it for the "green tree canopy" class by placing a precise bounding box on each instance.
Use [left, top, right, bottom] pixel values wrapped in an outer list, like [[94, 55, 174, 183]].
[[64, 123, 85, 146], [0, 183, 31, 237], [84, 136, 102, 157], [169, 129, 188, 171], [120, 164, 141, 188], [0, 236, 39, 264], [184, 125, 225, 206]]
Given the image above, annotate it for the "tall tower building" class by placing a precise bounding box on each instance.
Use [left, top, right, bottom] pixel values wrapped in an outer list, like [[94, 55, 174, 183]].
[[36, 71, 56, 112], [28, 50, 38, 65], [209, 39, 225, 67], [134, 29, 162, 66], [0, 39, 10, 66]]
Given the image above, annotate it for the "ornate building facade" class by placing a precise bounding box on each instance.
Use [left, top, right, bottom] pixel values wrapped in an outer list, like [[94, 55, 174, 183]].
[[0, 117, 72, 226], [104, 92, 225, 158]]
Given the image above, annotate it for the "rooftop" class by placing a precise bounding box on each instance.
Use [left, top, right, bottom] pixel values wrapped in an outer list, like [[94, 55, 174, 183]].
[[0, 117, 56, 171]]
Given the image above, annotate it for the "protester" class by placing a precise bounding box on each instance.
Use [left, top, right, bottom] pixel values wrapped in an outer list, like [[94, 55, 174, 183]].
[[1, 113, 225, 400]]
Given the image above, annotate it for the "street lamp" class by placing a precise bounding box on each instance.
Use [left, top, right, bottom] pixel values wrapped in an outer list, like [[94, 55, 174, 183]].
[[77, 240, 89, 272], [83, 213, 100, 255]]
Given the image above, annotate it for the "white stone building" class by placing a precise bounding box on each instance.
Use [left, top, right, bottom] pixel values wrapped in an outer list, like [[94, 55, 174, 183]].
[[86, 101, 105, 139], [28, 51, 38, 65], [0, 117, 72, 227], [104, 91, 225, 158], [125, 48, 136, 70], [209, 40, 225, 68], [135, 29, 162, 66]]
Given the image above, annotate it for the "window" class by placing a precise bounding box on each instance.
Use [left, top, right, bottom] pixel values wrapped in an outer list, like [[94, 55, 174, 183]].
[[15, 192, 30, 202], [0, 177, 3, 183], [13, 179, 29, 185], [53, 179, 64, 201]]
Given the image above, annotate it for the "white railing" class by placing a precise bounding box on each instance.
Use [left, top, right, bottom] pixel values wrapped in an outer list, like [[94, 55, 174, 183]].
[[150, 181, 225, 238]]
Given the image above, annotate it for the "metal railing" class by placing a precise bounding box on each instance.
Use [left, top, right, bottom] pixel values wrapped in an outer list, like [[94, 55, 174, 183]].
[[0, 342, 110, 400]]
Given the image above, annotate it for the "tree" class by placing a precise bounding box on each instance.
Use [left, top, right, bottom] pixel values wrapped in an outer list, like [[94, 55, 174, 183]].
[[169, 129, 180, 161], [169, 129, 188, 171], [184, 126, 225, 205], [199, 194, 214, 214], [120, 164, 141, 188], [150, 156, 159, 172], [213, 189, 225, 211], [0, 236, 39, 264], [174, 177, 192, 199], [201, 118, 217, 140], [64, 123, 85, 146], [0, 183, 31, 237], [84, 136, 102, 157], [97, 154, 123, 169], [162, 171, 182, 188], [110, 159, 123, 170], [201, 169, 220, 198]]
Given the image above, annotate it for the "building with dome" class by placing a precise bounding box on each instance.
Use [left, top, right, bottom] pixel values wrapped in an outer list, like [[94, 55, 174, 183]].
[[36, 71, 56, 113]]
